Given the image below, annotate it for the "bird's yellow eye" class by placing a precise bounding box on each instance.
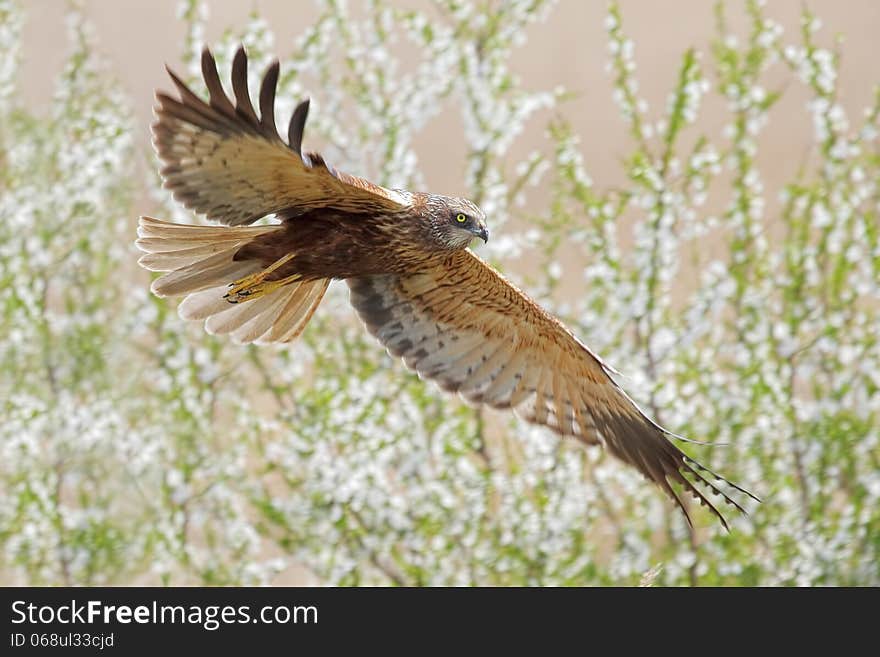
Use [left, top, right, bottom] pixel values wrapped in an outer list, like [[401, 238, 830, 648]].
[[455, 213, 467, 223]]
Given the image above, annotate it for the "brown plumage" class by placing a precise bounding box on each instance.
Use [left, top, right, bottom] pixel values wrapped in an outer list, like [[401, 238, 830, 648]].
[[137, 46, 759, 529]]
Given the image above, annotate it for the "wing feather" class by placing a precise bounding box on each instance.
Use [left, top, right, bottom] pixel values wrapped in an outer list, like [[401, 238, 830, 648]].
[[531, 367, 552, 426], [347, 251, 759, 528], [153, 46, 410, 226], [508, 364, 540, 408], [481, 348, 528, 407], [258, 59, 281, 140], [230, 47, 259, 125]]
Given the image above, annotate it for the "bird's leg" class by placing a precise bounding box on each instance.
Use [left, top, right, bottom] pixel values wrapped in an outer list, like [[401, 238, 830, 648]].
[[224, 252, 300, 303]]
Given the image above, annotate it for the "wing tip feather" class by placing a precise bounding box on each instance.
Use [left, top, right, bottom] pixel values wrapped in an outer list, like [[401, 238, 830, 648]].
[[288, 97, 310, 155]]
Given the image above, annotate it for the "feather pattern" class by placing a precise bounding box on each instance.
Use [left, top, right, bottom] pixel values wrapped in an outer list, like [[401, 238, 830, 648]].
[[152, 46, 410, 226], [137, 216, 328, 345], [348, 250, 760, 529]]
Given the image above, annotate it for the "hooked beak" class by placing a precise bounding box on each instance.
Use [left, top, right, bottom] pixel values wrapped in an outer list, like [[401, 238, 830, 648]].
[[475, 224, 489, 244]]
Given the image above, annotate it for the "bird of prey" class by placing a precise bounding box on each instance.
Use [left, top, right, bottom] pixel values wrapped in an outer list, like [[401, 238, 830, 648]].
[[137, 46, 758, 529]]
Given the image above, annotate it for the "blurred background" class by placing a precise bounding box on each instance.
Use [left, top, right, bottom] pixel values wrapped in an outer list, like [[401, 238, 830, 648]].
[[1, 0, 878, 585]]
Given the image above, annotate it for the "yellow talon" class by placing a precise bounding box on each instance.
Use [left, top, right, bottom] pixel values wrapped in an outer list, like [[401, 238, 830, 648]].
[[261, 252, 297, 275], [224, 253, 299, 303]]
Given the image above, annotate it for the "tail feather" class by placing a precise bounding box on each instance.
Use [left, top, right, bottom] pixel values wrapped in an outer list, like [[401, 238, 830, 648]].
[[138, 215, 273, 241], [269, 279, 330, 342], [232, 289, 297, 343], [206, 287, 284, 335], [149, 249, 261, 297], [136, 216, 328, 344], [178, 284, 238, 320], [138, 243, 240, 272]]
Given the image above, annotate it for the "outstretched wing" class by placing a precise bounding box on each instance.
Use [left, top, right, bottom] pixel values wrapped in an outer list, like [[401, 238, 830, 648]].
[[153, 46, 410, 226], [348, 251, 759, 529]]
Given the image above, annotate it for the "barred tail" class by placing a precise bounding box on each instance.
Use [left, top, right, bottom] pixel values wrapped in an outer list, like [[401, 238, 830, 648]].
[[136, 216, 329, 344]]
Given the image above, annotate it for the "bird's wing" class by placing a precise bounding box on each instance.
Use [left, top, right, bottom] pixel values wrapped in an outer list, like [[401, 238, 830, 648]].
[[153, 47, 410, 226], [348, 250, 758, 529]]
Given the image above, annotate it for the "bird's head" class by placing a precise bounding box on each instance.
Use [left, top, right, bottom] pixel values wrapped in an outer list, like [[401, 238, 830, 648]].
[[425, 195, 489, 250]]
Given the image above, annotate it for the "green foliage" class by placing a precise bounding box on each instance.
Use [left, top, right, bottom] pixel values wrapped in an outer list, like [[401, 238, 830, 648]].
[[0, 0, 877, 585]]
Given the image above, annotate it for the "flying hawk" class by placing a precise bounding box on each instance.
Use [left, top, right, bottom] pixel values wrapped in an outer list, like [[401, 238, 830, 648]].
[[137, 46, 758, 529]]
